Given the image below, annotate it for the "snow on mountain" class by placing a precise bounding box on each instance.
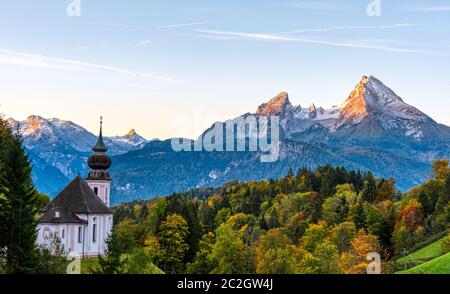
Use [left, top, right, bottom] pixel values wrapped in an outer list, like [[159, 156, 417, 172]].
[[109, 129, 147, 148], [338, 76, 431, 127], [7, 116, 148, 155], [6, 116, 149, 195], [253, 76, 443, 144], [8, 75, 450, 202]]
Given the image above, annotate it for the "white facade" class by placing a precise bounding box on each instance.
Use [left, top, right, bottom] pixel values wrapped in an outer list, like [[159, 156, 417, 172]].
[[37, 213, 113, 257]]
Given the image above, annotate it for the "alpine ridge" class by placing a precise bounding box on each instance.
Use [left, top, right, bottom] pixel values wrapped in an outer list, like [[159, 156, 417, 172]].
[[9, 75, 450, 204], [7, 115, 149, 195]]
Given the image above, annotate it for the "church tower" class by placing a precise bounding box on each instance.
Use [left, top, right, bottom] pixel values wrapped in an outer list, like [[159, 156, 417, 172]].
[[87, 117, 112, 207]]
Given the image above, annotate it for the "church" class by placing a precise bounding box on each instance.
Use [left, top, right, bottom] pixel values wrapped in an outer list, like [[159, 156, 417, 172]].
[[36, 119, 113, 257]]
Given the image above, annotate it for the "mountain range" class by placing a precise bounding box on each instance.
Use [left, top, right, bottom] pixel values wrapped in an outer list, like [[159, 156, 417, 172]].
[[8, 76, 450, 204], [7, 116, 148, 195]]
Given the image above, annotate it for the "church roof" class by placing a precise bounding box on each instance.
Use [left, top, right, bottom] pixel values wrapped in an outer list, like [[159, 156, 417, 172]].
[[38, 206, 88, 224], [40, 176, 113, 215]]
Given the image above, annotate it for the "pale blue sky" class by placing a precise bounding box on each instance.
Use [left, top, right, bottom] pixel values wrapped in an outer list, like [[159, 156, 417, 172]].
[[0, 0, 449, 139]]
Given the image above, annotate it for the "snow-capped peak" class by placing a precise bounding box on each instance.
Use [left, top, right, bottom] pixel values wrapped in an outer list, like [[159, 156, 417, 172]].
[[338, 75, 431, 124], [110, 129, 147, 146], [7, 115, 149, 155]]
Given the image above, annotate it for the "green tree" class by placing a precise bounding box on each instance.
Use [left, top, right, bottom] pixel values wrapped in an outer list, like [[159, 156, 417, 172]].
[[209, 223, 251, 274], [97, 229, 124, 274], [158, 213, 189, 273], [392, 224, 413, 254], [350, 198, 366, 230], [35, 233, 68, 274], [322, 193, 349, 225], [331, 222, 357, 253], [186, 232, 215, 274], [440, 233, 450, 255], [125, 248, 164, 274], [255, 229, 296, 274], [362, 172, 377, 203], [0, 132, 39, 273]]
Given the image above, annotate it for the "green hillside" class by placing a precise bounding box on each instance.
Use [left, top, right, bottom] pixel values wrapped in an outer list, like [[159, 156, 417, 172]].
[[396, 237, 446, 269], [398, 253, 450, 274]]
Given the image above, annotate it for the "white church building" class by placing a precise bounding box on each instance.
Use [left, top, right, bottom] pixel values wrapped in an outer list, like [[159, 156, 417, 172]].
[[37, 119, 113, 257]]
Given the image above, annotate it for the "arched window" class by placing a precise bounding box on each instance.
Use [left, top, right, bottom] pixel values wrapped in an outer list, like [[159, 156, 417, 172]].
[[92, 217, 97, 243], [78, 226, 83, 243], [43, 227, 51, 240]]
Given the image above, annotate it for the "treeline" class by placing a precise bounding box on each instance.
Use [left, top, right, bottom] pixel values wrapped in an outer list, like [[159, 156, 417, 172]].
[[0, 116, 55, 274], [111, 161, 450, 274]]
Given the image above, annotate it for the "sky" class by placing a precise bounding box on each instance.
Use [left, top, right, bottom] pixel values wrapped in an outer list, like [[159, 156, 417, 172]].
[[0, 0, 449, 140]]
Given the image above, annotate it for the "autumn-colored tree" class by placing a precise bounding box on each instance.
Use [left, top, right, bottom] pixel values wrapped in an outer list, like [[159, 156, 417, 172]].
[[143, 235, 163, 267], [432, 159, 450, 181], [338, 230, 381, 274], [396, 199, 423, 233], [300, 221, 329, 252], [158, 213, 189, 273], [376, 179, 396, 202]]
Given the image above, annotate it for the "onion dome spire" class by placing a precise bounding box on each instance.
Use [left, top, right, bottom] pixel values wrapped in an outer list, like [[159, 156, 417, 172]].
[[92, 116, 108, 153], [87, 116, 111, 180]]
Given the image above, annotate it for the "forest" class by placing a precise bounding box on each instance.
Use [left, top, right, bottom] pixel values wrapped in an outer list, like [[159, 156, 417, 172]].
[[110, 161, 450, 274]]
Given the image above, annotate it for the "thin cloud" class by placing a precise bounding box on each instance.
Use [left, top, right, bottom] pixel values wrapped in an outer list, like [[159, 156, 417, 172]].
[[403, 6, 450, 12], [90, 21, 141, 29], [140, 73, 193, 86], [281, 1, 351, 11], [0, 49, 190, 85], [158, 21, 221, 29], [194, 29, 428, 54], [279, 23, 425, 35], [0, 49, 134, 74], [195, 29, 292, 41], [74, 46, 89, 50], [137, 40, 152, 46]]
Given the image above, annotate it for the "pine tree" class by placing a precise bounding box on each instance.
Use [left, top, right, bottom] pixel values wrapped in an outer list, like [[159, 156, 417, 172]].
[[97, 230, 124, 274], [0, 132, 39, 273], [446, 173, 450, 198], [362, 172, 377, 203], [352, 199, 366, 230], [0, 117, 13, 268]]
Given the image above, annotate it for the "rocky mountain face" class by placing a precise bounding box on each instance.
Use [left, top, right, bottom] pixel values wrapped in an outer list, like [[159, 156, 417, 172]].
[[107, 76, 449, 204], [7, 116, 148, 195], [11, 76, 450, 204]]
